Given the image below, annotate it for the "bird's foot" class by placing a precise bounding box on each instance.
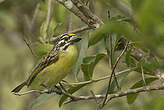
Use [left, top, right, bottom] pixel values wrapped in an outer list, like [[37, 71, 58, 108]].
[[40, 84, 62, 95]]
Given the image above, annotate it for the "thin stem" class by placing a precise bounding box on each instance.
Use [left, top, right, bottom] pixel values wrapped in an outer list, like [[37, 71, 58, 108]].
[[141, 66, 146, 87], [22, 36, 35, 57], [45, 0, 52, 39], [62, 84, 164, 104], [61, 67, 136, 86], [31, 2, 40, 27], [101, 41, 129, 108]]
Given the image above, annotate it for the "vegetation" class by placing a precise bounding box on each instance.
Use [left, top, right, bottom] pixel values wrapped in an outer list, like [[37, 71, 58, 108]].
[[0, 0, 164, 110]]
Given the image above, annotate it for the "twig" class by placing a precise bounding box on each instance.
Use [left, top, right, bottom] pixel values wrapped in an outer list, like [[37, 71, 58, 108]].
[[22, 36, 35, 56], [67, 13, 73, 32], [64, 84, 164, 104], [12, 89, 49, 96], [13, 83, 164, 103], [69, 26, 91, 34], [101, 41, 129, 108], [59, 83, 80, 101], [109, 35, 120, 90], [45, 0, 52, 38], [31, 2, 40, 27], [90, 90, 100, 110], [141, 66, 146, 87], [106, 10, 120, 90], [61, 67, 137, 86]]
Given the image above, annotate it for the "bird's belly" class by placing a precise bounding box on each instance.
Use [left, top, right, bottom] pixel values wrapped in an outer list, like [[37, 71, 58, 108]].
[[30, 45, 78, 90]]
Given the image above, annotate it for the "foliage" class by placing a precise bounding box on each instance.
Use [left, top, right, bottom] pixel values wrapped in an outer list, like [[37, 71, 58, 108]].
[[0, 0, 164, 110]]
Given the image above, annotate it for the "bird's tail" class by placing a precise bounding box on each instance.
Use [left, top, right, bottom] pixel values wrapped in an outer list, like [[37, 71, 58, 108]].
[[11, 82, 27, 93]]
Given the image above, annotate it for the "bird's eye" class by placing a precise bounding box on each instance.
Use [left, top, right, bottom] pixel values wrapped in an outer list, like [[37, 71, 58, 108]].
[[64, 36, 70, 41]]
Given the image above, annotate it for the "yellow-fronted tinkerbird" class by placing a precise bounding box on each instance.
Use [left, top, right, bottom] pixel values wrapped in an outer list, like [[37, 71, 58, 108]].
[[11, 33, 81, 93]]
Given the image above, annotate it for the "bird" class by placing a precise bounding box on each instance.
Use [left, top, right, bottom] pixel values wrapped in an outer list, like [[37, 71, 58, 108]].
[[11, 33, 81, 94]]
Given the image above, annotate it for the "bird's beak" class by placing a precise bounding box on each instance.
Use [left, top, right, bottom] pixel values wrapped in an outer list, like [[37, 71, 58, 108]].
[[70, 36, 82, 43]]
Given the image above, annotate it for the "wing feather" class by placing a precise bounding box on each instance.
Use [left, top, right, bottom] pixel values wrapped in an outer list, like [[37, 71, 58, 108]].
[[26, 46, 59, 86]]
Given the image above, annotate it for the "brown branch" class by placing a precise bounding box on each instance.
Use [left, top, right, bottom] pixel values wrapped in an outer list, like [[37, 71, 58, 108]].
[[101, 41, 129, 108], [56, 0, 103, 28], [45, 0, 52, 37], [107, 10, 120, 91], [64, 84, 164, 104], [13, 82, 164, 105], [71, 0, 103, 28], [69, 26, 91, 34], [110, 35, 120, 90]]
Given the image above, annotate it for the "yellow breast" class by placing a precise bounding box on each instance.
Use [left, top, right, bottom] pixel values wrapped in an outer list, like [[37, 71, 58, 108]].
[[30, 45, 78, 90]]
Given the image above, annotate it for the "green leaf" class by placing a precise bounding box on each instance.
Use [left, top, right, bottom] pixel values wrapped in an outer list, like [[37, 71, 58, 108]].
[[59, 84, 86, 107], [88, 22, 136, 46], [127, 77, 158, 104], [81, 53, 106, 80], [31, 93, 55, 110], [135, 58, 161, 76], [57, 5, 67, 22], [73, 32, 89, 77], [131, 0, 144, 11]]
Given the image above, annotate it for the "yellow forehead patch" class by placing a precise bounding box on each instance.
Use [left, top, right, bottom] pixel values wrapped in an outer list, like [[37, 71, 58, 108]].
[[68, 33, 76, 36]]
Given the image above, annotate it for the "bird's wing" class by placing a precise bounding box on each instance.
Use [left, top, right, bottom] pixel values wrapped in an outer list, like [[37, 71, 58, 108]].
[[26, 47, 59, 86]]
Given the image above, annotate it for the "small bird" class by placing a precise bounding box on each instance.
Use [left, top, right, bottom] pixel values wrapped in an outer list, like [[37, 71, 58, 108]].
[[11, 33, 81, 93]]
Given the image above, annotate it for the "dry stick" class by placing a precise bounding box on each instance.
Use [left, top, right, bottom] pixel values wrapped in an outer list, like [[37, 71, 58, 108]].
[[59, 83, 80, 101], [141, 66, 146, 87], [61, 67, 137, 86], [90, 90, 100, 110], [110, 36, 120, 90], [107, 9, 120, 90], [71, 0, 103, 28], [107, 10, 120, 90], [67, 13, 73, 32], [56, 0, 93, 27], [31, 2, 40, 27], [24, 15, 32, 32], [23, 36, 35, 56], [68, 26, 91, 34], [56, 0, 103, 28], [13, 83, 164, 102], [63, 84, 164, 104], [101, 41, 129, 108], [45, 0, 52, 38], [12, 89, 49, 96], [105, 84, 164, 105], [13, 83, 78, 100]]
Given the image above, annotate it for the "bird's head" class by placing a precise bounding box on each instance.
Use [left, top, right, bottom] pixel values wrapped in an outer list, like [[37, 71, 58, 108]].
[[57, 33, 81, 50]]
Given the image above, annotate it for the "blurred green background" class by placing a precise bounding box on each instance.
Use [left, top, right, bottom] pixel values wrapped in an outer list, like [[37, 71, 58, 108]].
[[0, 0, 164, 110]]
